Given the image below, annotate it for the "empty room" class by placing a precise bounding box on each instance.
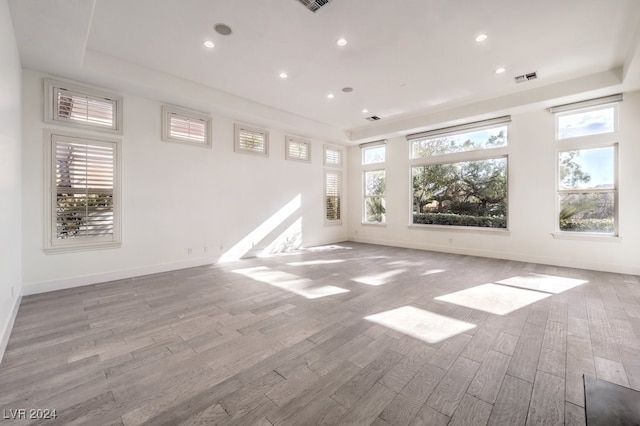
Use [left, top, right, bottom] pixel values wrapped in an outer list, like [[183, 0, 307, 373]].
[[1, 0, 640, 424]]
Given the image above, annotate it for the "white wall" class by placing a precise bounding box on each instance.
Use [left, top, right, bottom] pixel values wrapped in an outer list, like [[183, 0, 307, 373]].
[[348, 90, 640, 275], [21, 69, 347, 294], [0, 0, 22, 360]]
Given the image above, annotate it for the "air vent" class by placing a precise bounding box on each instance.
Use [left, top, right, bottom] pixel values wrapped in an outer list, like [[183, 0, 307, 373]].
[[296, 0, 332, 12], [514, 71, 538, 84], [365, 116, 381, 122]]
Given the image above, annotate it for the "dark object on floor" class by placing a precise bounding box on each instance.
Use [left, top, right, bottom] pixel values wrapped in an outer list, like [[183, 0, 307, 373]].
[[584, 374, 640, 426]]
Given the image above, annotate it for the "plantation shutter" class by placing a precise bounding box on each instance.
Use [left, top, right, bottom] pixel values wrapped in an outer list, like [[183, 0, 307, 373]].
[[238, 128, 267, 154], [325, 171, 341, 221], [288, 140, 310, 161], [54, 136, 115, 240], [168, 113, 207, 143], [324, 146, 342, 167], [55, 87, 116, 129]]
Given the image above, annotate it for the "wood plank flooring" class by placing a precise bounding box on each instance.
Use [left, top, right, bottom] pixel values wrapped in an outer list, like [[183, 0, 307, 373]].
[[1, 242, 639, 425]]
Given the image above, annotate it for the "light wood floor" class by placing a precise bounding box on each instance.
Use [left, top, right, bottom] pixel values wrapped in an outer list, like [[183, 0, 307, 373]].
[[1, 243, 639, 425]]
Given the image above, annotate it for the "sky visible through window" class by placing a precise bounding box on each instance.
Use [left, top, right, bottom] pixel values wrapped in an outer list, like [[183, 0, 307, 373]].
[[567, 147, 614, 188]]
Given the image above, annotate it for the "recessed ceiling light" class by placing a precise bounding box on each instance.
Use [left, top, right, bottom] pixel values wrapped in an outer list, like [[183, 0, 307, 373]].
[[337, 38, 347, 46], [279, 72, 288, 79], [495, 67, 506, 74], [214, 24, 232, 36], [203, 40, 215, 48], [327, 93, 335, 99], [475, 34, 488, 42], [362, 109, 368, 113], [342, 87, 353, 93]]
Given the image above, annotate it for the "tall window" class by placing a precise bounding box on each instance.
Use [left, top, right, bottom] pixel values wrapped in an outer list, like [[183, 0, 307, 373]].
[[361, 141, 386, 224], [551, 95, 621, 236], [45, 131, 121, 252], [324, 170, 342, 222], [44, 79, 123, 134], [324, 144, 343, 223], [409, 117, 509, 229]]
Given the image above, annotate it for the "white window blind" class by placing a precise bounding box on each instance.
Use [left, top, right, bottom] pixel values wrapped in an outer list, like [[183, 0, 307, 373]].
[[162, 106, 211, 147], [56, 88, 115, 128], [45, 79, 122, 134], [286, 136, 311, 162], [235, 124, 269, 156], [325, 170, 342, 221], [46, 131, 121, 252], [324, 145, 343, 167]]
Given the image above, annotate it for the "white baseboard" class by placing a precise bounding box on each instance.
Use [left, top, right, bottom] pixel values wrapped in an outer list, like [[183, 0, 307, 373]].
[[0, 294, 22, 365], [348, 236, 640, 276], [22, 257, 214, 296]]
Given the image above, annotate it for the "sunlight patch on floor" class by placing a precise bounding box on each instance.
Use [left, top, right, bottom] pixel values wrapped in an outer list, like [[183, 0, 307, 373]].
[[352, 269, 407, 286], [232, 266, 349, 299], [495, 273, 588, 294], [364, 306, 476, 344], [435, 283, 551, 315], [286, 259, 346, 266], [421, 269, 446, 276]]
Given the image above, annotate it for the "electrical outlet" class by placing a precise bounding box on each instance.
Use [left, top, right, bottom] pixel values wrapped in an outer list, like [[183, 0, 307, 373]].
[[448, 238, 453, 244], [204, 246, 208, 253], [188, 248, 192, 254], [219, 244, 224, 251], [11, 285, 14, 299]]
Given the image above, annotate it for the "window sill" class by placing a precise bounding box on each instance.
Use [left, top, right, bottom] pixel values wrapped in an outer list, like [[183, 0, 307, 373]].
[[408, 224, 511, 236], [44, 241, 122, 254], [324, 221, 343, 227], [551, 232, 621, 243], [361, 222, 387, 227]]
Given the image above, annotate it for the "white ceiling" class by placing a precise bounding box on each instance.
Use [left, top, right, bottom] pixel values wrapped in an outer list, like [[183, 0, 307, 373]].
[[8, 0, 640, 143]]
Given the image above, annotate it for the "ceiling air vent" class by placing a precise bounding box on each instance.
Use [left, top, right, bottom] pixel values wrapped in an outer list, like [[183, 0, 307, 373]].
[[296, 0, 332, 12], [365, 116, 381, 122], [514, 71, 538, 84]]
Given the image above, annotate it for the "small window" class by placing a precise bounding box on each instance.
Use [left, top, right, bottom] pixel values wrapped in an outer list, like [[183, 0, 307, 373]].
[[235, 123, 269, 156], [324, 145, 343, 168], [324, 170, 342, 223], [558, 145, 617, 234], [362, 143, 386, 165], [162, 106, 211, 147], [364, 170, 386, 223], [555, 105, 617, 140], [285, 136, 311, 162], [44, 78, 123, 134], [45, 130, 121, 252]]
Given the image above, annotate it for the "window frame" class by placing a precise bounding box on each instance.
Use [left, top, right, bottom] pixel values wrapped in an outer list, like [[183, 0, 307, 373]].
[[361, 141, 387, 165], [551, 96, 622, 240], [44, 129, 122, 253], [554, 141, 619, 239], [363, 169, 386, 225], [285, 136, 311, 163], [234, 123, 269, 157], [408, 119, 510, 231], [324, 169, 342, 225], [161, 105, 212, 148], [44, 78, 123, 135], [323, 144, 343, 168]]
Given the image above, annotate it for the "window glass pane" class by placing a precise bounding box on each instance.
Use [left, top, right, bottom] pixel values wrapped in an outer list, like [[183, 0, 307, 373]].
[[363, 145, 386, 164], [411, 125, 507, 158], [325, 147, 342, 166], [364, 197, 386, 223], [412, 158, 507, 228], [559, 147, 614, 190], [364, 170, 385, 196], [557, 106, 615, 139], [559, 192, 615, 233]]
